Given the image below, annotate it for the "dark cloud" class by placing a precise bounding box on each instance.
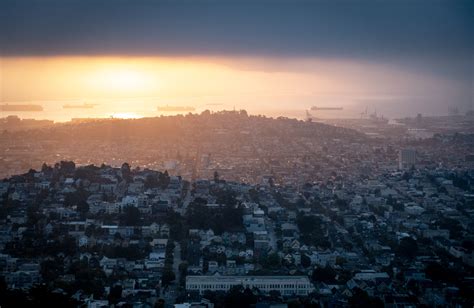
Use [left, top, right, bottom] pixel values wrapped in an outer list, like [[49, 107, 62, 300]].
[[0, 0, 473, 79]]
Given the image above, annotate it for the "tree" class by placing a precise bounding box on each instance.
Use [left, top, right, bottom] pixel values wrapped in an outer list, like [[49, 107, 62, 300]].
[[269, 290, 281, 300], [178, 262, 188, 286], [402, 171, 412, 181], [145, 174, 159, 189], [108, 285, 123, 305], [296, 214, 329, 248], [268, 177, 275, 187], [393, 202, 404, 211], [26, 205, 44, 227], [312, 266, 337, 283], [120, 206, 141, 226], [155, 299, 165, 308], [159, 171, 170, 189], [186, 201, 243, 234], [349, 288, 384, 308], [215, 189, 237, 206], [165, 210, 184, 240], [334, 198, 349, 210], [27, 285, 81, 307], [73, 265, 106, 299], [77, 200, 89, 216], [248, 189, 260, 203], [64, 187, 89, 207], [85, 225, 103, 237], [59, 161, 76, 174], [161, 268, 176, 286], [301, 254, 311, 268], [437, 218, 463, 239], [297, 214, 322, 234], [260, 253, 280, 269], [41, 259, 63, 282], [425, 262, 458, 283], [74, 165, 100, 181], [40, 163, 54, 178], [397, 237, 418, 259], [223, 285, 257, 308], [336, 256, 346, 266], [121, 162, 132, 182]]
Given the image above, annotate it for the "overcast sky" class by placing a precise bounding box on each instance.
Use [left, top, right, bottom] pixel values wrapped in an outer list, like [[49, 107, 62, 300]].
[[1, 0, 473, 118]]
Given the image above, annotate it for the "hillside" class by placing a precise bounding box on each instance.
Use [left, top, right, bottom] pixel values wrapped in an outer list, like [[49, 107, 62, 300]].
[[0, 111, 367, 182]]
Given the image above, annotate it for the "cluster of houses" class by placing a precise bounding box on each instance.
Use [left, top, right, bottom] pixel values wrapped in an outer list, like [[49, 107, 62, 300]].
[[0, 158, 473, 307], [180, 166, 474, 307]]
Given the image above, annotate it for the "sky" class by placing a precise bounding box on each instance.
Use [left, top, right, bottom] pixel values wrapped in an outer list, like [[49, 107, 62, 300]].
[[0, 0, 473, 121]]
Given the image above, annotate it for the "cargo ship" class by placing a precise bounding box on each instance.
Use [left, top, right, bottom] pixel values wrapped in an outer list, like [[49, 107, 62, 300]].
[[63, 103, 97, 109], [311, 106, 343, 111], [0, 104, 43, 111], [157, 105, 196, 112]]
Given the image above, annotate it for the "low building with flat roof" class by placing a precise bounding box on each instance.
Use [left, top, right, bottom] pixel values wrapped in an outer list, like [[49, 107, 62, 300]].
[[186, 275, 314, 296]]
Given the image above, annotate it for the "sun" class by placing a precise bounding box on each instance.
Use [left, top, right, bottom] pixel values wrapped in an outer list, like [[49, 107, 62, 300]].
[[86, 61, 156, 94], [98, 69, 150, 91]]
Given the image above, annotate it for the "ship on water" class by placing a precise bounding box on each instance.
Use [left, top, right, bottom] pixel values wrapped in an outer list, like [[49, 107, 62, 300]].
[[63, 103, 97, 109], [0, 104, 43, 112], [311, 106, 343, 111], [157, 105, 196, 112]]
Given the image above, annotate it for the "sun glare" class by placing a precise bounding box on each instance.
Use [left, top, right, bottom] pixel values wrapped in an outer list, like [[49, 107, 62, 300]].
[[86, 60, 158, 93], [92, 68, 153, 92]]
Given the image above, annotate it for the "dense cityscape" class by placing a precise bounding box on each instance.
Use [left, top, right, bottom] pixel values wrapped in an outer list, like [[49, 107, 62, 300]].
[[1, 111, 473, 182], [2, 0, 473, 307], [0, 111, 473, 307]]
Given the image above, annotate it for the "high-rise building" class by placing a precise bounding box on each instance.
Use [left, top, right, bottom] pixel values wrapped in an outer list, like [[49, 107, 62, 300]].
[[399, 148, 416, 169]]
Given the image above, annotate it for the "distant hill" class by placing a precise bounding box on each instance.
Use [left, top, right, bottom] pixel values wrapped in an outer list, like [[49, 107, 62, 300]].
[[0, 110, 367, 180], [4, 110, 364, 142]]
